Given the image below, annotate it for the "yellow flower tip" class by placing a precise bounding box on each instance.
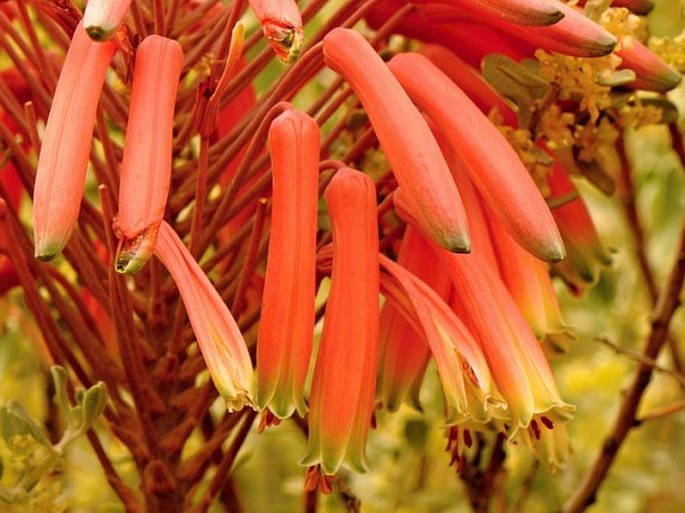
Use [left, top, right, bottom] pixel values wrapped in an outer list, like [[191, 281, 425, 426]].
[[543, 240, 566, 263], [263, 21, 304, 63], [225, 392, 257, 413], [114, 225, 159, 275]]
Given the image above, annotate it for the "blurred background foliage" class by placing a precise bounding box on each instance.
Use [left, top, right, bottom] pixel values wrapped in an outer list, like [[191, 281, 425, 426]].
[[1, 0, 685, 512]]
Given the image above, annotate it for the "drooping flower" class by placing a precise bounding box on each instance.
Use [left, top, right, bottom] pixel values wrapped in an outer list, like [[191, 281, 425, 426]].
[[323, 27, 470, 253], [114, 35, 184, 274], [33, 22, 116, 261], [376, 224, 453, 412], [439, 246, 575, 446], [617, 38, 682, 92], [247, 0, 303, 63], [154, 222, 254, 411], [480, 195, 576, 355], [256, 108, 320, 419], [379, 245, 501, 425], [412, 0, 563, 26], [388, 52, 564, 262], [83, 0, 133, 41], [302, 167, 379, 475]]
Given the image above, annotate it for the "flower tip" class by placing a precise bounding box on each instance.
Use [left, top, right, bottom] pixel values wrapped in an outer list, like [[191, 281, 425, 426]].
[[34, 243, 61, 262], [263, 21, 303, 63], [544, 242, 566, 263], [114, 226, 159, 274], [84, 24, 115, 42], [225, 392, 257, 413], [443, 234, 471, 254]]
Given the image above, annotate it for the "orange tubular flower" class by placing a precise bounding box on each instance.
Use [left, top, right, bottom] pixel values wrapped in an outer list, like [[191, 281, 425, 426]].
[[547, 162, 612, 295], [33, 22, 116, 261], [83, 0, 133, 41], [388, 53, 564, 262], [323, 28, 470, 253], [115, 35, 184, 274], [377, 224, 453, 412], [247, 0, 303, 63], [412, 0, 563, 26], [461, 0, 618, 58], [303, 167, 379, 475], [481, 201, 575, 355], [438, 246, 575, 448], [379, 248, 500, 425], [155, 222, 254, 411], [617, 38, 682, 92], [256, 108, 320, 419]]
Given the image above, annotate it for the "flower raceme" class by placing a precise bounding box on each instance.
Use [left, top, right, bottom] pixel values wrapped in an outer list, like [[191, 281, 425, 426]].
[[248, 0, 304, 63], [83, 0, 133, 41], [256, 108, 319, 419], [114, 35, 184, 274], [387, 52, 565, 262], [303, 167, 379, 475], [322, 27, 471, 254], [33, 22, 116, 261], [154, 222, 254, 411]]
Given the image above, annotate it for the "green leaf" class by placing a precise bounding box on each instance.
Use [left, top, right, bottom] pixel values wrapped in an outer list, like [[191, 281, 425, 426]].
[[482, 54, 549, 129], [0, 401, 53, 451], [80, 382, 108, 430], [597, 69, 637, 87]]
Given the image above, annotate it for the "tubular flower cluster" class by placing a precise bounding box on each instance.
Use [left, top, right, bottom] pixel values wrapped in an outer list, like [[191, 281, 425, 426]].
[[247, 0, 304, 62], [155, 222, 254, 411], [388, 52, 565, 262], [32, 22, 116, 260], [303, 167, 379, 475], [114, 35, 184, 274], [83, 0, 133, 41], [323, 28, 470, 253], [257, 108, 320, 419]]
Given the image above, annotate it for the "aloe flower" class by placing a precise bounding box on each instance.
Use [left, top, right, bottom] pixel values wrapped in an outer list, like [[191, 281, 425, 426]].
[[303, 167, 379, 475], [155, 222, 254, 411], [323, 27, 470, 253], [33, 22, 116, 260], [617, 38, 682, 92], [256, 108, 319, 419], [439, 247, 575, 447], [83, 0, 133, 41], [115, 35, 184, 274], [481, 199, 575, 354], [388, 52, 564, 262], [247, 0, 303, 63], [377, 224, 452, 412], [547, 162, 612, 294], [458, 0, 618, 58], [412, 0, 563, 26], [379, 247, 501, 425]]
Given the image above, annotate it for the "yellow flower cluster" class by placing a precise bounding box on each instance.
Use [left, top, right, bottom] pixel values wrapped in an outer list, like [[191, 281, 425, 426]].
[[649, 33, 685, 73]]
